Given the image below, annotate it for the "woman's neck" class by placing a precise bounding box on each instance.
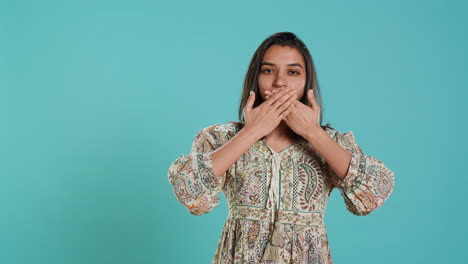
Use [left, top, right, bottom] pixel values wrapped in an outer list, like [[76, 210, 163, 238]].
[[264, 121, 299, 142]]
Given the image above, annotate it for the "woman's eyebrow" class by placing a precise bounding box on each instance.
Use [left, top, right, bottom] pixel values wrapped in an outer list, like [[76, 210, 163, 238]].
[[261, 62, 303, 68]]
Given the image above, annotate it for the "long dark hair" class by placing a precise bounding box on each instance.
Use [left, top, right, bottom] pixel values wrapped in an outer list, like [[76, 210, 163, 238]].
[[234, 32, 333, 131]]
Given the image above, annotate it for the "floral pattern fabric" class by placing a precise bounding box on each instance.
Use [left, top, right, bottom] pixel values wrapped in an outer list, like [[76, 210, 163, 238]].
[[168, 122, 395, 263]]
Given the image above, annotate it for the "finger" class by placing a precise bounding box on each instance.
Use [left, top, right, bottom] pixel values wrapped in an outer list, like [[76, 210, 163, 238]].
[[307, 89, 318, 109], [265, 89, 292, 106], [244, 90, 256, 112], [265, 89, 288, 100], [276, 95, 296, 115], [279, 103, 294, 119], [272, 90, 294, 110], [264, 90, 285, 100]]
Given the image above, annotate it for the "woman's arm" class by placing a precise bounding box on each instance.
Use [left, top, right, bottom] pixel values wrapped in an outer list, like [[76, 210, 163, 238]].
[[167, 124, 261, 216], [304, 127, 352, 180], [212, 89, 296, 177], [211, 126, 261, 177], [168, 89, 295, 215], [305, 127, 395, 215]]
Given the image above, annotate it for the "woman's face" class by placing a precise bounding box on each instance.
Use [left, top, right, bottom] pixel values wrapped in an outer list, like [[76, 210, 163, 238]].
[[258, 45, 306, 101]]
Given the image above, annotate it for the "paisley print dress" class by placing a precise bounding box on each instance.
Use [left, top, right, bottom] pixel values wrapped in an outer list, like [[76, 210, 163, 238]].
[[167, 122, 395, 264]]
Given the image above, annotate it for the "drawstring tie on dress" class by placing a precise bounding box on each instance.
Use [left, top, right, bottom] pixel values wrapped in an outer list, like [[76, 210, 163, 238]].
[[261, 153, 285, 261]]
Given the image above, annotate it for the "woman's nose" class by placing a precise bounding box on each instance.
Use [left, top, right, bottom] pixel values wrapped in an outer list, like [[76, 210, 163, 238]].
[[273, 74, 287, 87]]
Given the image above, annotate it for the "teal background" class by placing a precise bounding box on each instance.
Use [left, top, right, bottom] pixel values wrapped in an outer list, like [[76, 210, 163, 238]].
[[2, 0, 467, 263]]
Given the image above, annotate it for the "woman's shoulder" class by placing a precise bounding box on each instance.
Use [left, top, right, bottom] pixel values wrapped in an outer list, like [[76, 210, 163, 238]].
[[198, 121, 243, 147], [323, 126, 339, 137], [201, 121, 242, 135], [323, 126, 356, 146]]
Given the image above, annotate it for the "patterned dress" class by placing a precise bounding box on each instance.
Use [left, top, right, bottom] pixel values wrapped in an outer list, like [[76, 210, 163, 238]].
[[167, 122, 395, 264]]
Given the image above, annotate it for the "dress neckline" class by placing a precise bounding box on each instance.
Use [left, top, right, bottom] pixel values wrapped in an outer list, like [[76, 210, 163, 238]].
[[260, 137, 306, 155]]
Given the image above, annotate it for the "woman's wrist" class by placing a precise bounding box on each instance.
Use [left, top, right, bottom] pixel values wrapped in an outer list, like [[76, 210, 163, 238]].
[[240, 125, 263, 142]]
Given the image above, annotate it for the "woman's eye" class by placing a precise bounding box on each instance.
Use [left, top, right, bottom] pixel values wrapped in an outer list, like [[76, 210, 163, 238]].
[[289, 70, 300, 75], [261, 69, 300, 75]]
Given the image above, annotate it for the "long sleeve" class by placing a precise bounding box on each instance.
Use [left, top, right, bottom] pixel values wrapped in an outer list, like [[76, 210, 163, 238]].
[[167, 124, 230, 216], [328, 129, 395, 216]]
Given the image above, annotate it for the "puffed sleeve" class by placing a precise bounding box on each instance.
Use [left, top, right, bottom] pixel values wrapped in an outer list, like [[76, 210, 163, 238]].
[[327, 128, 395, 216], [167, 124, 229, 216]]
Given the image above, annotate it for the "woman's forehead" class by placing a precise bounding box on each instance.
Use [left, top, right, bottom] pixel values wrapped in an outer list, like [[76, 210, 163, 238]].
[[262, 45, 304, 65]]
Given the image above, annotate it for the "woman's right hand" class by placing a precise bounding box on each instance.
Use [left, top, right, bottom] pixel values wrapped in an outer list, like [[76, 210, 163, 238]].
[[242, 88, 296, 139]]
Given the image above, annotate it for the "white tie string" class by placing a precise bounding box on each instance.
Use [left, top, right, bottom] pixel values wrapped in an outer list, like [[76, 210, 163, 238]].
[[266, 153, 281, 223], [261, 152, 287, 261]]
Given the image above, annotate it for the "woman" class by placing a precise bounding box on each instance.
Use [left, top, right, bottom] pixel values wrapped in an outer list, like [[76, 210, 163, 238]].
[[167, 32, 395, 263]]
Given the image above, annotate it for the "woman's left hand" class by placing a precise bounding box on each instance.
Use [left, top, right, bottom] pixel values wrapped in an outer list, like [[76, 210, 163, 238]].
[[283, 89, 322, 138]]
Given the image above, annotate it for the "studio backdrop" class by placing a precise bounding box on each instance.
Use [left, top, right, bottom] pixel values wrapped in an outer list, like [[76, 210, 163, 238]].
[[3, 0, 467, 263]]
